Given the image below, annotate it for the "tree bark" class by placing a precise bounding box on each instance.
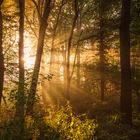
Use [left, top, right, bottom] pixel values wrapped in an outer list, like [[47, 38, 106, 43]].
[[27, 0, 52, 114], [99, 41, 105, 101], [66, 0, 78, 100], [120, 0, 132, 125], [99, 0, 106, 101], [0, 0, 4, 105], [76, 12, 81, 87], [76, 46, 80, 86], [16, 0, 25, 116], [14, 0, 25, 138], [62, 45, 67, 81], [136, 90, 140, 112]]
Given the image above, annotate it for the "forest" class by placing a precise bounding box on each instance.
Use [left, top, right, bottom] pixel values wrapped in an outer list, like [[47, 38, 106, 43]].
[[0, 0, 140, 139]]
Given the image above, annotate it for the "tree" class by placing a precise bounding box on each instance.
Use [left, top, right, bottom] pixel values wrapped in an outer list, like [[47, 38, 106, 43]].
[[98, 0, 106, 101], [16, 0, 25, 115], [66, 0, 79, 100], [49, 0, 66, 73], [14, 0, 25, 138], [27, 0, 52, 114], [0, 0, 4, 105], [120, 0, 132, 125], [91, 0, 120, 101]]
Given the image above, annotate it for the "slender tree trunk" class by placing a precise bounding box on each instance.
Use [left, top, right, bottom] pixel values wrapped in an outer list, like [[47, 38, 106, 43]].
[[50, 0, 66, 73], [61, 45, 67, 81], [120, 0, 132, 125], [16, 0, 25, 116], [49, 1, 66, 100], [76, 13, 81, 86], [77, 46, 80, 86], [27, 0, 52, 114], [14, 0, 25, 138], [66, 0, 78, 100], [136, 90, 140, 112], [63, 22, 67, 83], [0, 0, 4, 106], [99, 1, 105, 101], [99, 41, 105, 101]]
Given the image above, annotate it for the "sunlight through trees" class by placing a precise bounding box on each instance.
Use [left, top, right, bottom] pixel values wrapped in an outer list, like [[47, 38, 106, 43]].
[[0, 0, 140, 139]]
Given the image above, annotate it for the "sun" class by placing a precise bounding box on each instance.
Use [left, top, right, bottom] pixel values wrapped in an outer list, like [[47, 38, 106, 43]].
[[14, 31, 36, 69]]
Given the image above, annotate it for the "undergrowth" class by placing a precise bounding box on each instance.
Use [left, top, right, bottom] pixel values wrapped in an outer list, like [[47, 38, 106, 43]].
[[0, 105, 140, 140]]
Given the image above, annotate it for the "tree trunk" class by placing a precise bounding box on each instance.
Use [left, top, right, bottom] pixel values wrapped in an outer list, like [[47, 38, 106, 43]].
[[136, 90, 140, 112], [61, 45, 67, 82], [77, 46, 80, 86], [50, 0, 66, 73], [66, 0, 78, 100], [120, 0, 132, 125], [99, 42, 105, 101], [76, 12, 81, 87], [99, 1, 105, 101], [16, 0, 25, 115], [26, 0, 52, 114], [14, 0, 25, 138], [0, 0, 4, 105]]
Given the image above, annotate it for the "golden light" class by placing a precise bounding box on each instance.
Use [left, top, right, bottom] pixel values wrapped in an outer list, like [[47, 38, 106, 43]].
[[24, 32, 36, 69], [24, 47, 35, 69]]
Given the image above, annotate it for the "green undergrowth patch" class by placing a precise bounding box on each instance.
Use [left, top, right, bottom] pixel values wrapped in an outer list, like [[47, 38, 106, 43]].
[[0, 105, 97, 140], [1, 105, 140, 140]]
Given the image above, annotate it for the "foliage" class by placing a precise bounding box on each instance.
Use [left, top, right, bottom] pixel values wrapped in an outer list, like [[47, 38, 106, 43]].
[[0, 105, 97, 140], [1, 105, 140, 140], [0, 0, 140, 139], [45, 105, 97, 140]]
